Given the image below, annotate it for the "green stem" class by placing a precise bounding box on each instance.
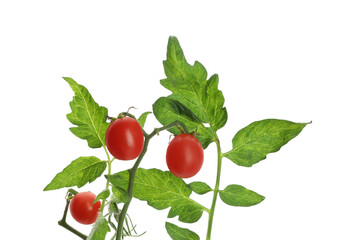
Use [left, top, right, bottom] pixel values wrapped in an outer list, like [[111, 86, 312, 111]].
[[58, 198, 87, 240], [115, 120, 188, 240], [206, 138, 223, 240], [67, 188, 78, 196], [100, 147, 113, 213], [115, 139, 148, 240], [103, 147, 112, 188]]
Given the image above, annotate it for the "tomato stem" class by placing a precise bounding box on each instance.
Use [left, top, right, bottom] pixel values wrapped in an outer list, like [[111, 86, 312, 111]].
[[67, 188, 78, 196], [100, 146, 113, 213], [206, 137, 223, 240], [58, 197, 88, 240], [117, 111, 136, 119]]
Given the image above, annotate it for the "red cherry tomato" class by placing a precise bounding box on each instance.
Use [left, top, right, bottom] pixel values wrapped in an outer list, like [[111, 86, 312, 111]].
[[70, 192, 101, 225], [105, 117, 144, 160], [166, 133, 204, 178]]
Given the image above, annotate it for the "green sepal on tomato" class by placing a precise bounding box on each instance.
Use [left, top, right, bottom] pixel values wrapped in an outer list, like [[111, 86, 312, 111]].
[[105, 116, 144, 160], [166, 133, 204, 178]]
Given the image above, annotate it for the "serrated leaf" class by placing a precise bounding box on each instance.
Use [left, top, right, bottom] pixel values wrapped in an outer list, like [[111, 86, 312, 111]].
[[138, 111, 151, 127], [64, 77, 109, 148], [205, 74, 228, 131], [93, 188, 110, 204], [153, 97, 214, 149], [165, 222, 200, 240], [224, 119, 310, 167], [111, 185, 129, 203], [159, 36, 227, 133], [188, 182, 212, 195], [86, 213, 110, 240], [44, 156, 107, 191], [219, 184, 265, 207], [108, 168, 206, 223]]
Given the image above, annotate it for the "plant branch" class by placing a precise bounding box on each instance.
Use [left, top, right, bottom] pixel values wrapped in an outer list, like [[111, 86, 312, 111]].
[[206, 137, 223, 240], [58, 197, 87, 240], [100, 146, 113, 213]]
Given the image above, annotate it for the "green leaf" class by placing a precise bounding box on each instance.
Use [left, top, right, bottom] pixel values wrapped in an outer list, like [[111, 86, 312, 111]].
[[165, 222, 200, 240], [205, 74, 228, 131], [137, 111, 151, 127], [108, 168, 206, 223], [93, 188, 110, 204], [160, 36, 227, 131], [111, 185, 129, 203], [219, 184, 265, 207], [153, 97, 214, 149], [224, 119, 310, 167], [188, 182, 212, 195], [64, 77, 109, 148], [43, 156, 107, 191], [86, 213, 110, 240]]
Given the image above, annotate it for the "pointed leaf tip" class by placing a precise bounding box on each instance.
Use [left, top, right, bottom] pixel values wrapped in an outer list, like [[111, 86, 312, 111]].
[[64, 78, 109, 148], [219, 184, 265, 207], [224, 119, 309, 167]]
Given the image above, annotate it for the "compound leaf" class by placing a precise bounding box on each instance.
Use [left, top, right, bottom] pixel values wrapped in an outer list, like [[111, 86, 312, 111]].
[[219, 184, 265, 207], [44, 156, 107, 191], [165, 222, 200, 240], [64, 77, 109, 148], [108, 168, 206, 223], [224, 119, 310, 167]]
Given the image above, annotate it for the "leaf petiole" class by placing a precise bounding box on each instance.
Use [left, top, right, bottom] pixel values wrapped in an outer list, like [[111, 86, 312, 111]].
[[67, 188, 78, 196], [100, 146, 113, 213]]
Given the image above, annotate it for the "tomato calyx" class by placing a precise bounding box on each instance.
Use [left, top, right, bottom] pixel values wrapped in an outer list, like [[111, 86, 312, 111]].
[[122, 106, 137, 117], [190, 127, 200, 137], [106, 107, 139, 123], [174, 123, 186, 134], [116, 106, 137, 119]]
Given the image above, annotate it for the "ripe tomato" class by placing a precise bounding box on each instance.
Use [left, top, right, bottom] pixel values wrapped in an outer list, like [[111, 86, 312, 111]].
[[70, 192, 101, 225], [105, 117, 144, 160], [166, 133, 204, 178]]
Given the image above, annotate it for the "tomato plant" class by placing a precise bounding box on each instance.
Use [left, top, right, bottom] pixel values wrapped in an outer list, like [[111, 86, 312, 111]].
[[105, 117, 144, 160], [70, 192, 101, 225], [44, 36, 309, 240], [166, 133, 204, 178]]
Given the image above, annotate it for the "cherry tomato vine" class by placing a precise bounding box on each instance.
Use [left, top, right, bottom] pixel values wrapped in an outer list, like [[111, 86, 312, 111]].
[[44, 36, 310, 240]]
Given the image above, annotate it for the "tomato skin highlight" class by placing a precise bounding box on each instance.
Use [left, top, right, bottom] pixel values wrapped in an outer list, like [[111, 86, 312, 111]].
[[69, 192, 101, 225], [105, 117, 144, 160], [166, 133, 204, 178]]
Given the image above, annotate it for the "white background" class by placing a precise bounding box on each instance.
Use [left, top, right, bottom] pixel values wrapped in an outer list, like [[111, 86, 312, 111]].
[[1, 0, 357, 239]]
